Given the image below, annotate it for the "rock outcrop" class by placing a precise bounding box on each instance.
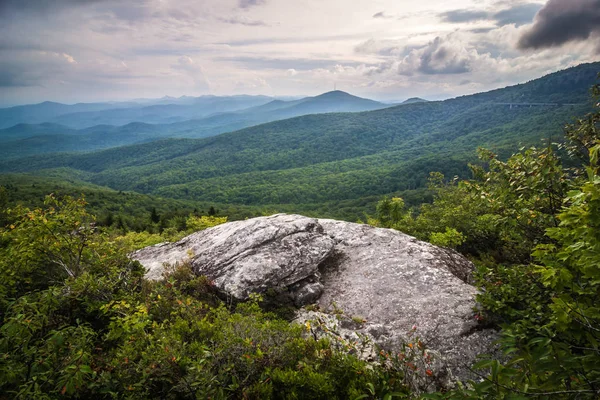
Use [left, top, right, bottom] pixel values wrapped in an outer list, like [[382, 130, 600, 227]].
[[132, 214, 335, 302], [132, 214, 497, 385]]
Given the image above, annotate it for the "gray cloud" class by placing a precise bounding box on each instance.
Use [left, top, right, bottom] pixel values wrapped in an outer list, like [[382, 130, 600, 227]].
[[238, 0, 266, 9], [218, 16, 268, 26], [418, 38, 471, 74], [171, 56, 210, 92], [492, 3, 542, 26], [0, 0, 103, 13], [518, 0, 600, 51], [222, 33, 367, 47], [216, 56, 363, 71], [372, 11, 393, 19], [0, 0, 160, 24], [354, 38, 404, 57], [398, 37, 475, 76], [440, 10, 489, 23], [0, 50, 77, 88], [440, 3, 542, 27], [469, 27, 495, 34], [0, 66, 39, 87]]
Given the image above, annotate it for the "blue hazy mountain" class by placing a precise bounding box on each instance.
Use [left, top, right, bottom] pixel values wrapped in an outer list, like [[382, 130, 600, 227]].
[[0, 91, 392, 157], [0, 101, 137, 129], [0, 95, 275, 129]]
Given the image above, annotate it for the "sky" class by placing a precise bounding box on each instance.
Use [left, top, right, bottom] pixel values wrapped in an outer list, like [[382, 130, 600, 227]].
[[0, 0, 599, 106]]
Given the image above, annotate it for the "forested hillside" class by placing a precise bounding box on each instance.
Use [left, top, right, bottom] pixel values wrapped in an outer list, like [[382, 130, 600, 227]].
[[1, 63, 598, 220], [0, 174, 262, 232]]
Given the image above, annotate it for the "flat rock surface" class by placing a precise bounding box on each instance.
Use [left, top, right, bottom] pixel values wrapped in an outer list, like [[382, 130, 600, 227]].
[[132, 214, 497, 385]]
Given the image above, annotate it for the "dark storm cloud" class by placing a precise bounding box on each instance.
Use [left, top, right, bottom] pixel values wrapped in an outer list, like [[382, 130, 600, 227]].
[[440, 9, 489, 23], [238, 0, 266, 9], [440, 3, 541, 27], [518, 0, 600, 51]]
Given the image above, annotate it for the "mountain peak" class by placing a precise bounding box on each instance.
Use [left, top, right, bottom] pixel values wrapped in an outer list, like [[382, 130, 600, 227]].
[[314, 90, 356, 99], [402, 97, 428, 104]]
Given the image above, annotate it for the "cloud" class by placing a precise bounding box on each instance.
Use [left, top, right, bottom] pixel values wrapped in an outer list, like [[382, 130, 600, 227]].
[[440, 10, 489, 23], [398, 36, 480, 75], [492, 3, 543, 26], [518, 0, 600, 51], [218, 16, 268, 26], [372, 11, 393, 19], [233, 76, 271, 94], [0, 50, 78, 87], [0, 66, 37, 87], [354, 38, 404, 57], [469, 27, 495, 34], [171, 55, 210, 92], [0, 0, 105, 15], [238, 0, 266, 9], [0, 0, 164, 26], [439, 3, 542, 27], [216, 56, 362, 71], [61, 53, 77, 64]]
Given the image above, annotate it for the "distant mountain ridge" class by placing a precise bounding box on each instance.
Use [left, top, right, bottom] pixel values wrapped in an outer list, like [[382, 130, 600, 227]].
[[0, 91, 387, 131], [1, 61, 598, 221], [0, 91, 392, 157], [0, 95, 275, 129]]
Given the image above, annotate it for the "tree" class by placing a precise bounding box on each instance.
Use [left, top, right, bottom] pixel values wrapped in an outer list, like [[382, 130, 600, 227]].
[[435, 80, 600, 399], [150, 207, 160, 224]]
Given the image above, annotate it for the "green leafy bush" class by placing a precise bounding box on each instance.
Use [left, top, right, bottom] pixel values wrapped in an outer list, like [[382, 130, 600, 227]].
[[0, 195, 419, 399]]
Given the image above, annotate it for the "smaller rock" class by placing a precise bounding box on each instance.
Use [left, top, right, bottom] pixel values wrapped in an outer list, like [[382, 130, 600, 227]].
[[289, 275, 324, 307]]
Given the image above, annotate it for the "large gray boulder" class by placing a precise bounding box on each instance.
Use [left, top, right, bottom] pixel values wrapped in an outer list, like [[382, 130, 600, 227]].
[[132, 214, 497, 386], [132, 214, 335, 301]]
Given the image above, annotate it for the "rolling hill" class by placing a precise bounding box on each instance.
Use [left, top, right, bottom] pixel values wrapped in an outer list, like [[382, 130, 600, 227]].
[[1, 62, 598, 220]]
